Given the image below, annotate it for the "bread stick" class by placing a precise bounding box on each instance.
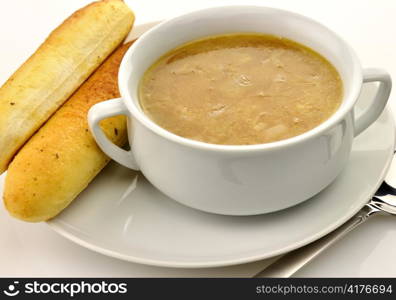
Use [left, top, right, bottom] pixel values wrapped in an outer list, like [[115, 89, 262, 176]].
[[0, 0, 134, 174], [4, 42, 133, 222]]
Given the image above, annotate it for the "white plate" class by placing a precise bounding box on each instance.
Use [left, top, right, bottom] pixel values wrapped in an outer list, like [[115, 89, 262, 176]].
[[20, 22, 396, 268]]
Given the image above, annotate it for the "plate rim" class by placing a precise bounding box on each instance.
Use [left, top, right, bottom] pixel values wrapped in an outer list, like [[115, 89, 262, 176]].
[[47, 21, 396, 268]]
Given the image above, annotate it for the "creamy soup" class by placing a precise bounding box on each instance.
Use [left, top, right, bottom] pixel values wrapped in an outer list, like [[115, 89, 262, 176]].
[[139, 34, 343, 145]]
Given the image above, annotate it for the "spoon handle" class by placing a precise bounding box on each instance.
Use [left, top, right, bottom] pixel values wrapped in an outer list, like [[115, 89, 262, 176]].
[[254, 203, 380, 278]]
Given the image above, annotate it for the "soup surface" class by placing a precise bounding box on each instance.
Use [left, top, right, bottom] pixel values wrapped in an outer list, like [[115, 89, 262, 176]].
[[139, 34, 343, 145]]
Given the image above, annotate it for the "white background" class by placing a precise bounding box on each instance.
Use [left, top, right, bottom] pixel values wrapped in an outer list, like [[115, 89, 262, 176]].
[[0, 0, 396, 277]]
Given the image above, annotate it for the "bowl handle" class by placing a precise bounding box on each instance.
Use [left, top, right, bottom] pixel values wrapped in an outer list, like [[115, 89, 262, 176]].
[[354, 68, 392, 136], [88, 98, 140, 170]]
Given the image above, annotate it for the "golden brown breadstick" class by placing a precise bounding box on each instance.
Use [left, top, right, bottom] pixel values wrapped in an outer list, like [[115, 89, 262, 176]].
[[0, 0, 134, 174], [4, 42, 133, 222]]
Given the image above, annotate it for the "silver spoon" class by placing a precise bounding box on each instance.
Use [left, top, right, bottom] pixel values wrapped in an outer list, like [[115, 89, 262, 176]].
[[254, 152, 396, 278]]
